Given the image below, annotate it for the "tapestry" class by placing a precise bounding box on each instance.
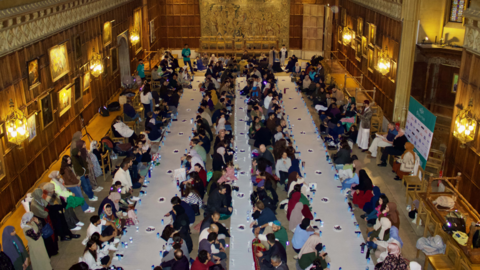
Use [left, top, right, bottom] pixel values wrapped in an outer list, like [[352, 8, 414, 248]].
[[199, 0, 290, 47]]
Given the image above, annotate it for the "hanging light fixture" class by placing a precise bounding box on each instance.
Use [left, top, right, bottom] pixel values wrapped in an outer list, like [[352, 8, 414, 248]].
[[89, 47, 103, 78], [376, 47, 391, 76], [6, 99, 29, 146], [454, 98, 477, 148], [342, 28, 352, 45], [130, 28, 140, 45]]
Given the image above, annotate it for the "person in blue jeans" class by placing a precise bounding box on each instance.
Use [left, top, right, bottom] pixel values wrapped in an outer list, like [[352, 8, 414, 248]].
[[71, 148, 98, 202], [60, 155, 95, 213]]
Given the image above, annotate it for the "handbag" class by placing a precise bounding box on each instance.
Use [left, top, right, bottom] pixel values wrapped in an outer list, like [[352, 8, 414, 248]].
[[41, 223, 54, 239], [442, 211, 466, 233]]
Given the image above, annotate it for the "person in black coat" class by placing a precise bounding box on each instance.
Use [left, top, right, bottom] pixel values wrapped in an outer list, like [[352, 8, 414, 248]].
[[160, 248, 189, 270], [200, 212, 230, 237], [171, 204, 193, 253], [333, 140, 351, 165], [206, 184, 232, 215], [256, 233, 287, 270], [254, 125, 273, 148]]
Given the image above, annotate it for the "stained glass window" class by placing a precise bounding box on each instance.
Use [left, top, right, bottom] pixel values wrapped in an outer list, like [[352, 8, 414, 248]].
[[450, 0, 466, 23]]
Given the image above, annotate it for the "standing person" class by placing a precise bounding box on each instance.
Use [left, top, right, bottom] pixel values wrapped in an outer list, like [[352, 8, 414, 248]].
[[356, 100, 373, 151], [181, 44, 194, 74], [60, 155, 95, 213], [71, 148, 98, 202], [268, 47, 275, 73], [77, 140, 101, 192], [136, 59, 145, 81], [21, 212, 52, 270], [141, 84, 153, 118], [2, 226, 31, 270], [280, 45, 287, 67]]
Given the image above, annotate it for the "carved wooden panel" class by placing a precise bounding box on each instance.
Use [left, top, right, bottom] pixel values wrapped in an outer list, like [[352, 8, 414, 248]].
[[302, 4, 324, 52]]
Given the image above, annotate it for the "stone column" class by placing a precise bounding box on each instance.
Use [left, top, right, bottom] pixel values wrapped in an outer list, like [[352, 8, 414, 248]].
[[392, 0, 421, 126]]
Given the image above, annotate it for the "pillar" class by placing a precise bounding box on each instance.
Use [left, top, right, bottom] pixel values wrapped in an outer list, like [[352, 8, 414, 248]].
[[392, 0, 421, 126]]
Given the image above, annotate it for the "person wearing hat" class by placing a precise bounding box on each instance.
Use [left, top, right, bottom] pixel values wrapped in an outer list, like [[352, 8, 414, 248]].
[[356, 100, 373, 151], [257, 220, 288, 250]]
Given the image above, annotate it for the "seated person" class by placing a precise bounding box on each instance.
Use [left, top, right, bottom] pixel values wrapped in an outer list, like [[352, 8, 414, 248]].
[[378, 128, 408, 167], [297, 242, 330, 270], [206, 184, 232, 217], [325, 119, 345, 145], [342, 125, 358, 149], [168, 73, 182, 91], [82, 215, 118, 246], [256, 220, 288, 249], [200, 212, 230, 238], [292, 218, 316, 253], [368, 122, 398, 158], [196, 56, 207, 71], [199, 232, 227, 263], [82, 240, 111, 270], [165, 196, 195, 225], [332, 140, 351, 166], [123, 100, 140, 122], [191, 250, 216, 270], [161, 233, 190, 266], [151, 65, 162, 81], [146, 122, 162, 142], [112, 116, 137, 145], [113, 157, 139, 202], [250, 201, 277, 234], [254, 125, 273, 148], [99, 203, 123, 235], [160, 248, 189, 270], [255, 233, 287, 270]]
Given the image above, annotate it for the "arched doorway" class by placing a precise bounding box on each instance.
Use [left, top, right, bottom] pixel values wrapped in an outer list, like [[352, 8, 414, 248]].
[[117, 31, 130, 84]]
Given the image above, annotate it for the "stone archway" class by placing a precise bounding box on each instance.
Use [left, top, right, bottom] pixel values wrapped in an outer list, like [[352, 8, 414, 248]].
[[117, 31, 131, 84]]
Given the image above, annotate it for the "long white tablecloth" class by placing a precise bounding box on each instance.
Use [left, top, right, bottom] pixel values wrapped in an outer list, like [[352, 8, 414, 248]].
[[277, 76, 373, 270], [115, 78, 204, 270]]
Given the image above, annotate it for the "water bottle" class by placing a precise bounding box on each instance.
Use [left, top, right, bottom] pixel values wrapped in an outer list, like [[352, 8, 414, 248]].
[[157, 232, 160, 239], [161, 219, 164, 225], [139, 199, 142, 205], [314, 212, 317, 218]]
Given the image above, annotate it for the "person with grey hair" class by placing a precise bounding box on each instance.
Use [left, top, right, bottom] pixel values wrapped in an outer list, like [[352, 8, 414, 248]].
[[271, 255, 288, 270], [256, 233, 287, 270], [378, 128, 408, 167], [367, 122, 398, 158]]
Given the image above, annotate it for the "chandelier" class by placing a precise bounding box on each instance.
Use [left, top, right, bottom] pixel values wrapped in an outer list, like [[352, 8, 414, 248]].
[[342, 28, 352, 45], [6, 99, 29, 146], [89, 48, 103, 78], [454, 98, 477, 148], [376, 47, 391, 76], [130, 28, 140, 45]]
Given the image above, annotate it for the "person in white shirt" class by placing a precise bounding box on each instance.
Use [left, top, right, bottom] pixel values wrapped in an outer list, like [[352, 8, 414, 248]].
[[264, 92, 273, 110], [82, 240, 110, 269], [113, 157, 139, 203], [140, 84, 153, 117], [112, 116, 137, 145], [280, 45, 287, 67], [82, 215, 118, 246]]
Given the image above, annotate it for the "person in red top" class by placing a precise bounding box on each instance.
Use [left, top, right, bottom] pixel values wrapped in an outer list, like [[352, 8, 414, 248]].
[[191, 250, 217, 270], [194, 163, 207, 187]]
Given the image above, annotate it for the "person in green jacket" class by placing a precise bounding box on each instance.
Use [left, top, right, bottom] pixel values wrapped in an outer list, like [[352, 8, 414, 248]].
[[256, 220, 288, 250], [182, 44, 194, 74], [136, 59, 145, 80], [297, 240, 330, 270]]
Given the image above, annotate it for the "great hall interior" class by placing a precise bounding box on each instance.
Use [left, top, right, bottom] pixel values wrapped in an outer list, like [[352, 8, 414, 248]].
[[0, 0, 479, 270]]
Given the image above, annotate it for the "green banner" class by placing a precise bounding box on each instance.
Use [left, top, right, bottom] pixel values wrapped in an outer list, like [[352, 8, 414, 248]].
[[405, 97, 437, 170]]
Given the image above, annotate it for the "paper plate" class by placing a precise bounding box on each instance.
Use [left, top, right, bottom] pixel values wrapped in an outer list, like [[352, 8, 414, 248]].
[[293, 107, 298, 109], [298, 118, 302, 121], [191, 99, 195, 101], [239, 171, 246, 175], [239, 107, 243, 110], [321, 197, 329, 203], [237, 193, 245, 198], [158, 197, 166, 203], [308, 149, 314, 153], [240, 149, 245, 153], [309, 183, 317, 190], [300, 131, 306, 135], [315, 170, 322, 175], [237, 224, 246, 231], [182, 120, 187, 122], [173, 149, 179, 154], [239, 119, 244, 121], [166, 170, 173, 174], [289, 98, 293, 100], [333, 225, 343, 232], [178, 132, 184, 136], [146, 226, 156, 233], [186, 109, 191, 112], [239, 132, 245, 136]]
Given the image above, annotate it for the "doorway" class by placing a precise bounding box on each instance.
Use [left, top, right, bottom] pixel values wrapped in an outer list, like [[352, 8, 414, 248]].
[[117, 31, 130, 85]]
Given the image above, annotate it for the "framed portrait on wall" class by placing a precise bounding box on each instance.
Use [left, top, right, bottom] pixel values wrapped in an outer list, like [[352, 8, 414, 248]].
[[74, 35, 82, 61], [361, 36, 367, 58], [103, 21, 112, 47], [150, 19, 156, 44], [40, 93, 54, 129], [368, 24, 376, 47], [368, 48, 374, 73], [83, 72, 91, 93], [48, 42, 70, 82], [356, 39, 362, 62], [74, 76, 82, 103], [58, 85, 72, 117], [27, 114, 37, 142], [341, 8, 347, 27], [452, 73, 459, 93], [133, 8, 143, 55], [27, 58, 41, 90], [110, 47, 118, 74], [337, 26, 343, 44], [357, 17, 363, 37]]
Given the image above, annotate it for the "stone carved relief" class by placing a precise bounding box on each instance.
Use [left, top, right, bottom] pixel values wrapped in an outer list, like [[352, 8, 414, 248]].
[[0, 0, 132, 56], [350, 0, 402, 20], [463, 8, 480, 54]]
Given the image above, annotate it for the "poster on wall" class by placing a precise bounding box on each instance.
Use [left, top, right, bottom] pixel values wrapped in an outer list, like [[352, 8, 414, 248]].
[[48, 42, 70, 82], [58, 85, 72, 117], [405, 96, 437, 170]]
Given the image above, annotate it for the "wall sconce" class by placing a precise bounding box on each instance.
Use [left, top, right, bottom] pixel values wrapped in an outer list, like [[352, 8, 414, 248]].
[[130, 28, 140, 45], [342, 28, 352, 45], [454, 98, 477, 148], [6, 99, 28, 146], [376, 47, 391, 76], [89, 48, 103, 78]]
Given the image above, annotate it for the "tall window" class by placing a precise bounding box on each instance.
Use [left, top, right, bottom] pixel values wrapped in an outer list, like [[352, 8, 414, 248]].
[[450, 0, 467, 23]]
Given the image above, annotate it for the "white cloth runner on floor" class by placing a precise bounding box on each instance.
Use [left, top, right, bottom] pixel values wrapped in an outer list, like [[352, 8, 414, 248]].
[[114, 78, 204, 270], [229, 77, 256, 270], [277, 76, 374, 270]]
